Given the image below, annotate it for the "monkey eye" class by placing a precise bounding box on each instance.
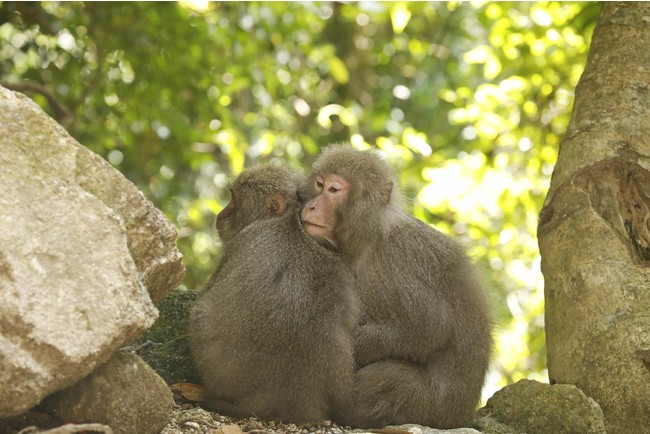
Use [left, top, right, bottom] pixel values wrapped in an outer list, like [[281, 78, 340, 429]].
[[328, 186, 339, 193], [316, 180, 324, 189]]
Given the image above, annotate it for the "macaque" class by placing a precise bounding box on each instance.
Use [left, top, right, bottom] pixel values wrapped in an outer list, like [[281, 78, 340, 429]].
[[189, 164, 359, 424], [300, 145, 493, 429]]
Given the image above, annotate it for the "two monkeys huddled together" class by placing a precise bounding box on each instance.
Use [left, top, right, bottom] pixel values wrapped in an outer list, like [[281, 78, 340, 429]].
[[189, 145, 492, 429]]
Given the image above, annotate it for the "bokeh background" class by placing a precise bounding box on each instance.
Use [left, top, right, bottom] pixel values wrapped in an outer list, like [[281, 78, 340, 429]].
[[0, 1, 600, 401]]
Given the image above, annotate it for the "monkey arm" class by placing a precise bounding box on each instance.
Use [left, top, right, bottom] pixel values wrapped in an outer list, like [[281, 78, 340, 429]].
[[353, 302, 452, 368], [354, 323, 400, 367]]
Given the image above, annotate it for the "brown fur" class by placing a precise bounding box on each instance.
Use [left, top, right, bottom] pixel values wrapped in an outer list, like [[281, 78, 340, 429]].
[[189, 164, 359, 424], [302, 145, 493, 428]]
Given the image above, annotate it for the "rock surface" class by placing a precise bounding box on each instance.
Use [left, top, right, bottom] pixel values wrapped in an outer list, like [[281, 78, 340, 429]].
[[0, 85, 185, 417], [41, 351, 174, 434], [75, 143, 185, 304], [476, 379, 606, 434]]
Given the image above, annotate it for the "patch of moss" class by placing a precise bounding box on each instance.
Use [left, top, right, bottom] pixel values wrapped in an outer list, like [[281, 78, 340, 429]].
[[131, 287, 200, 384]]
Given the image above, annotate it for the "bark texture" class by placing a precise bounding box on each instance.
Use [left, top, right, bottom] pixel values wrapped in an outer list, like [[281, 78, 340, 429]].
[[538, 3, 650, 433]]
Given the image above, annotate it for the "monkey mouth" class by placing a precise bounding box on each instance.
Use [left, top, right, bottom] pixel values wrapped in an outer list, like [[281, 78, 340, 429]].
[[301, 220, 325, 229]]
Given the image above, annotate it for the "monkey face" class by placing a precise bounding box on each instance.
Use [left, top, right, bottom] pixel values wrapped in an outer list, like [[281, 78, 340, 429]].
[[301, 173, 349, 249]]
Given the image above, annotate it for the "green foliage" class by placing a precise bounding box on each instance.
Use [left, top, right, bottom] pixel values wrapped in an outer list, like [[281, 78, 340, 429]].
[[0, 1, 599, 398]]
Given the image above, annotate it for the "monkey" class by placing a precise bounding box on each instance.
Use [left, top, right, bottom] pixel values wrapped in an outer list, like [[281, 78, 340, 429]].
[[300, 145, 493, 429], [188, 164, 360, 425], [212, 165, 298, 247]]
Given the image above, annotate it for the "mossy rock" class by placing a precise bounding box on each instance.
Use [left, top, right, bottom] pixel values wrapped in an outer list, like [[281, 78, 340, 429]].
[[131, 287, 200, 384], [477, 379, 606, 434]]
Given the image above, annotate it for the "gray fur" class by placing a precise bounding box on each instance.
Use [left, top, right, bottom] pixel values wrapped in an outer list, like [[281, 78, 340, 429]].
[[304, 145, 493, 428], [189, 165, 359, 424]]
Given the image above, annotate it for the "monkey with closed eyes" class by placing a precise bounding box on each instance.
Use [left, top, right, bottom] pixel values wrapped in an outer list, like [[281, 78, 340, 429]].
[[189, 164, 359, 425], [300, 145, 493, 429]]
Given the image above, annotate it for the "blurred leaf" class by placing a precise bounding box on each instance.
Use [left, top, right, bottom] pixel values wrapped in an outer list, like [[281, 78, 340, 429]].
[[390, 3, 412, 34], [327, 56, 349, 85], [171, 382, 206, 402]]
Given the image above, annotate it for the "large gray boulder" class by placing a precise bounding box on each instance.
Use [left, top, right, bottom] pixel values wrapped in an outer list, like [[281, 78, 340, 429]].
[[0, 85, 185, 417]]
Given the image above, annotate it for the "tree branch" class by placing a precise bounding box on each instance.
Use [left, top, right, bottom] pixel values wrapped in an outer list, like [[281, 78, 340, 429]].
[[0, 80, 73, 128]]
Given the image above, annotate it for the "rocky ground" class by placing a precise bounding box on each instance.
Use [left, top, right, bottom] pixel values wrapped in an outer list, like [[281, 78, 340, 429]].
[[161, 405, 350, 434], [162, 386, 352, 434], [160, 388, 482, 434]]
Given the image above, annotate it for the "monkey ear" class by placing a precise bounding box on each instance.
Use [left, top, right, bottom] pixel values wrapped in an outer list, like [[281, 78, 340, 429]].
[[267, 193, 287, 216], [380, 181, 393, 204]]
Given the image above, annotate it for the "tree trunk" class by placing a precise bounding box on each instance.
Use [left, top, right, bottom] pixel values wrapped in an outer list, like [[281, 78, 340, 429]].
[[538, 3, 650, 433]]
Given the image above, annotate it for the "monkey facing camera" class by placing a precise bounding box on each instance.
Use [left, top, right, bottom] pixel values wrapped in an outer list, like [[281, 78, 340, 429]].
[[188, 164, 359, 425], [301, 145, 493, 429]]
